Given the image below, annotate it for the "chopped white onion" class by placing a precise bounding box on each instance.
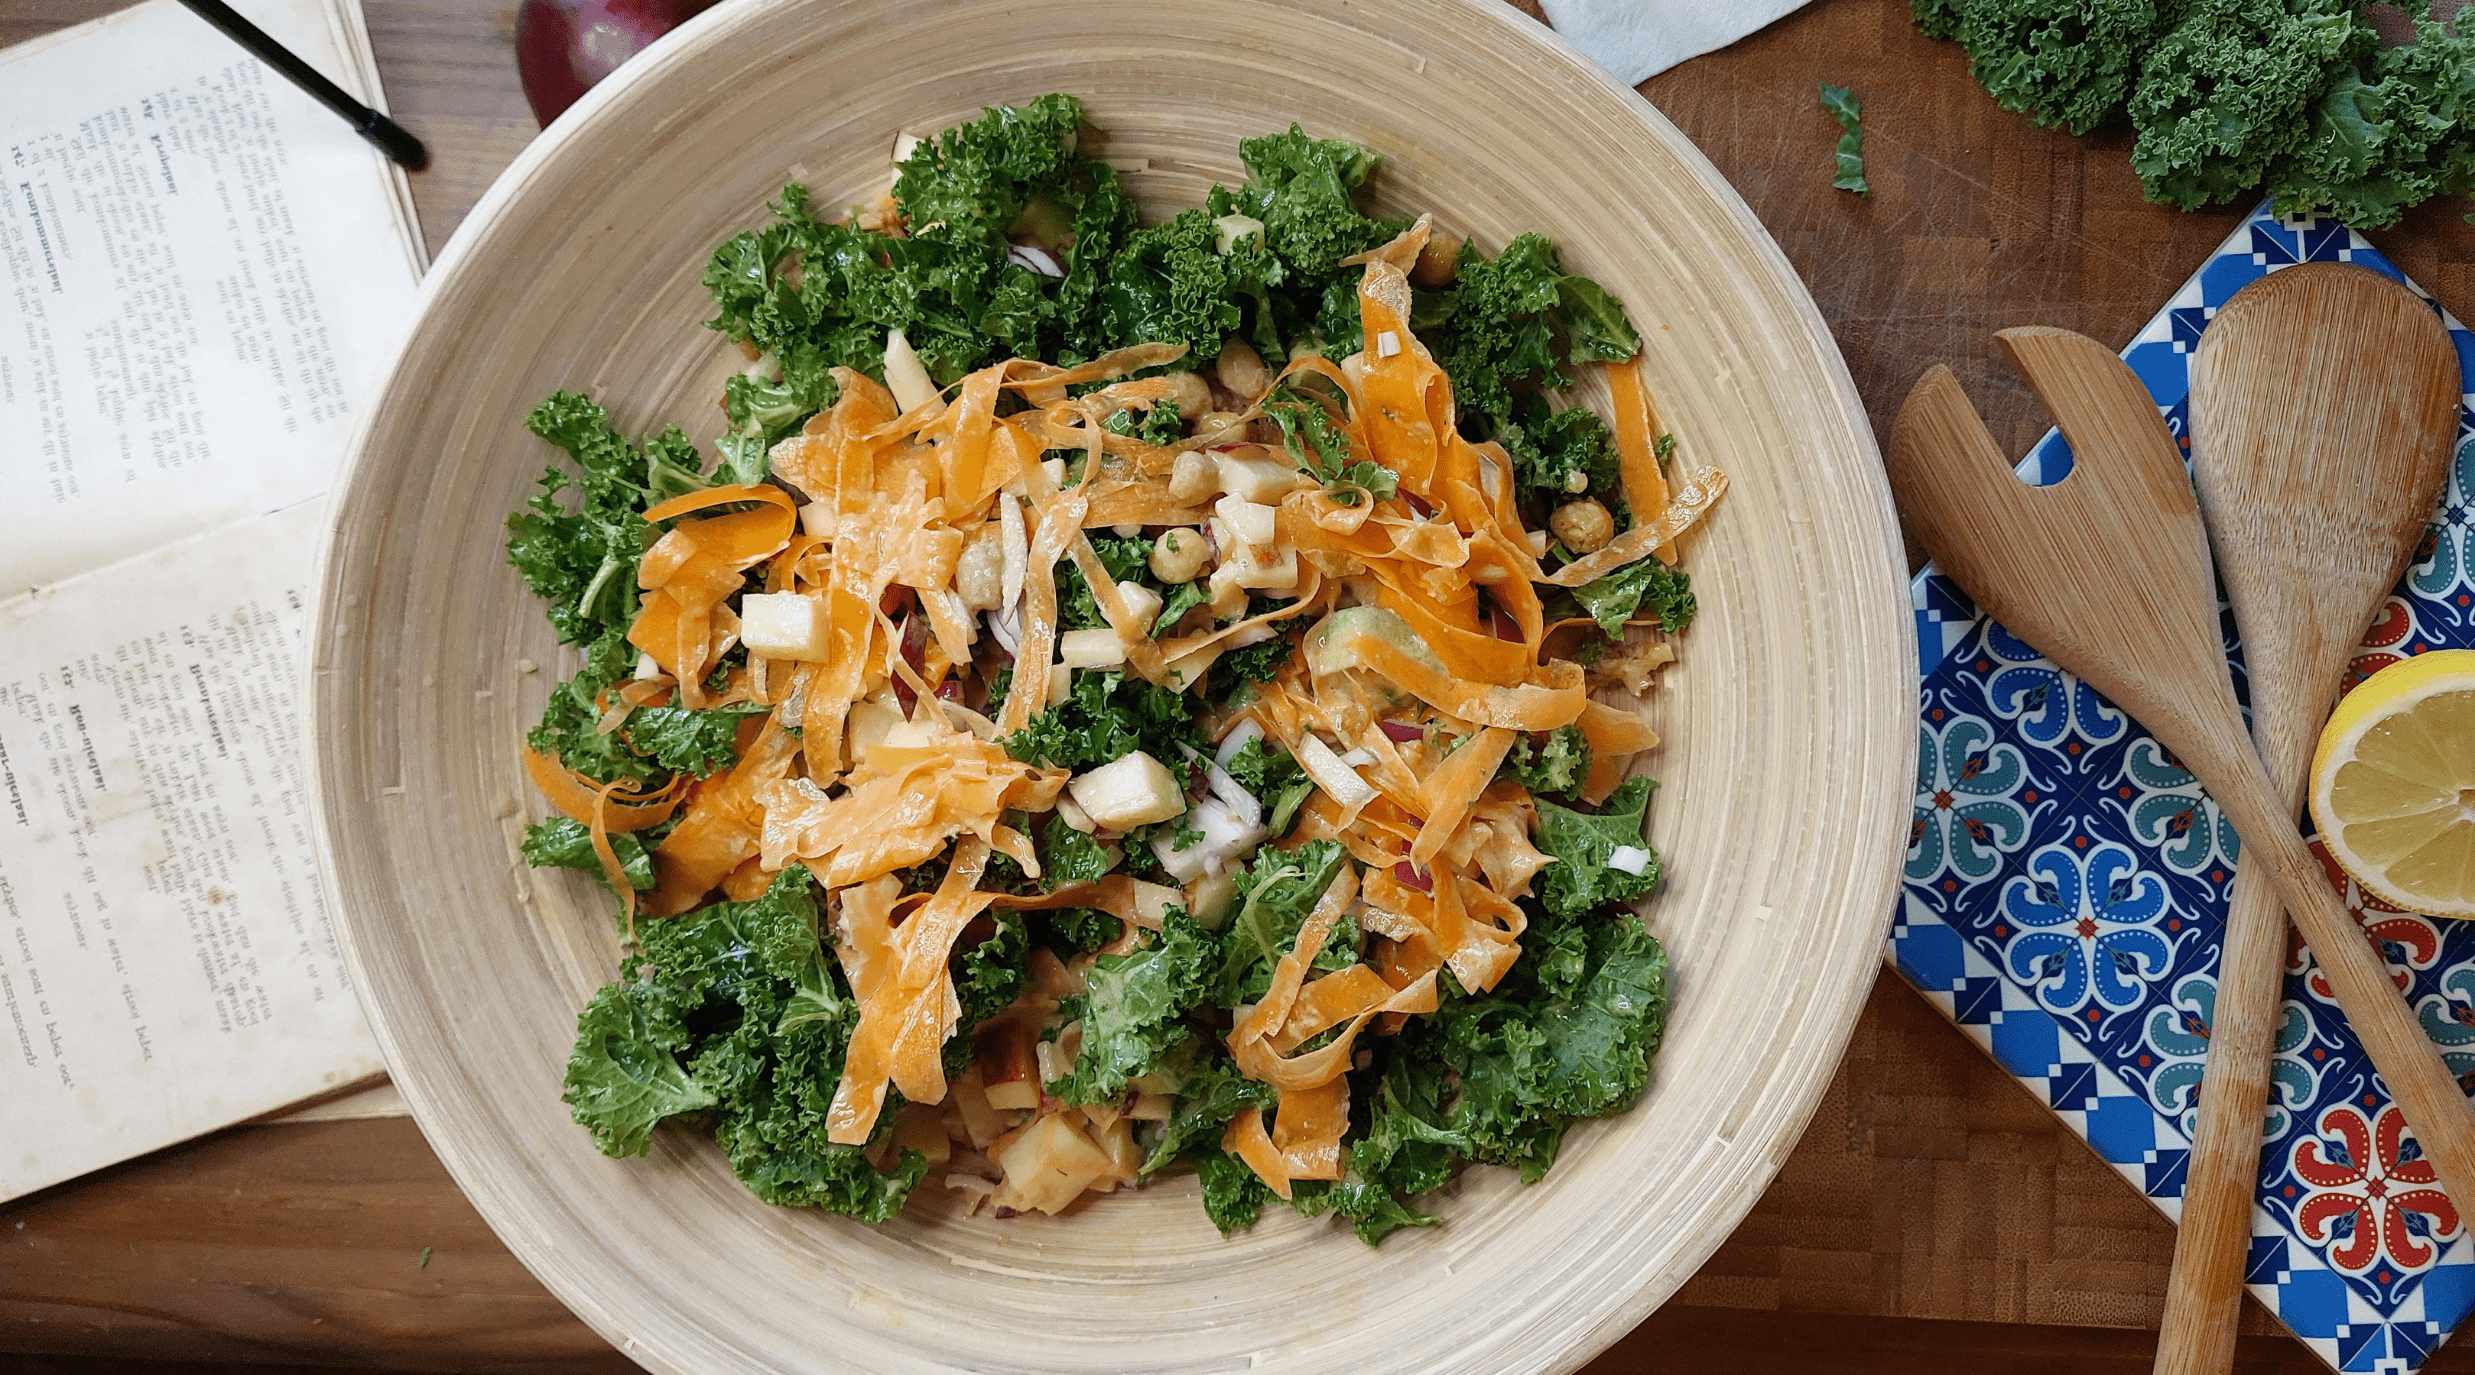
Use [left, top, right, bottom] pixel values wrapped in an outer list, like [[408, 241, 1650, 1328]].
[[1375, 329, 1401, 358], [1339, 747, 1376, 768], [1607, 845, 1654, 876], [1182, 743, 1262, 827], [986, 606, 1021, 655], [1296, 735, 1375, 810], [1215, 717, 1266, 766]]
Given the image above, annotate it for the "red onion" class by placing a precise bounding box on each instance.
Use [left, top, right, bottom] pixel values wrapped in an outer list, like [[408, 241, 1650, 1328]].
[[1379, 720, 1425, 743], [935, 680, 962, 701], [514, 0, 719, 126], [1392, 861, 1434, 894]]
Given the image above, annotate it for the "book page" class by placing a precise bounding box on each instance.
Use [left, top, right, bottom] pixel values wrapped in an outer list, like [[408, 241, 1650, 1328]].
[[0, 501, 382, 1202], [0, 0, 421, 596]]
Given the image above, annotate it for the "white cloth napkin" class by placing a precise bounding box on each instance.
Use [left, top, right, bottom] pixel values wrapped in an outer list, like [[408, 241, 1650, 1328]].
[[1539, 0, 1816, 84]]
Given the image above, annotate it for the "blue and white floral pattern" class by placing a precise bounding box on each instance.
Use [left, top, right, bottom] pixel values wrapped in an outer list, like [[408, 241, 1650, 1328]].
[[1889, 205, 2475, 1375], [1910, 715, 2040, 884], [2002, 838, 2175, 1018]]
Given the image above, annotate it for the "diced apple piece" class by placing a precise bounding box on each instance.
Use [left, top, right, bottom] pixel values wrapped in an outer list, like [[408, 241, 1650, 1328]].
[[1214, 494, 1279, 548], [1114, 579, 1163, 630], [1161, 640, 1222, 693], [737, 592, 831, 661], [1068, 752, 1188, 830], [1217, 451, 1304, 504], [1185, 870, 1239, 931], [1227, 542, 1300, 592], [883, 327, 940, 413], [978, 1021, 1041, 1112], [1058, 626, 1126, 668], [991, 1113, 1115, 1215], [843, 698, 902, 766], [950, 1065, 1006, 1150], [1212, 212, 1264, 254]]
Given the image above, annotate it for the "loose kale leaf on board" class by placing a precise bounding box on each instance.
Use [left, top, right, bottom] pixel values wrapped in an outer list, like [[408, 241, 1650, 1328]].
[[1820, 84, 1870, 195]]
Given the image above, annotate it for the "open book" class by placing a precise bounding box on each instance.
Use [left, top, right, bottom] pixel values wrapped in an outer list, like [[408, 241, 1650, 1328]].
[[0, 0, 424, 1200]]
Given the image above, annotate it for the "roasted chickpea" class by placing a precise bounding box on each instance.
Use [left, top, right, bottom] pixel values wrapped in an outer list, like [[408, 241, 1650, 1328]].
[[1149, 527, 1208, 584], [1168, 448, 1217, 503], [1551, 498, 1616, 554], [1411, 231, 1463, 288], [1166, 370, 1213, 421], [1214, 337, 1271, 403]]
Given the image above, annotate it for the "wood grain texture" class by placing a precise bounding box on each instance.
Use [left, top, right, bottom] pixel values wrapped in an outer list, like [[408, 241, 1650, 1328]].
[[303, 3, 1910, 1373], [2157, 265, 2464, 1375], [13, 0, 2475, 1369]]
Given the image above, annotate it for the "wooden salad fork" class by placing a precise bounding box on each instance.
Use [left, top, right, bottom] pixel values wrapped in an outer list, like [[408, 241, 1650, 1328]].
[[1883, 326, 2475, 1332], [2155, 265, 2462, 1375]]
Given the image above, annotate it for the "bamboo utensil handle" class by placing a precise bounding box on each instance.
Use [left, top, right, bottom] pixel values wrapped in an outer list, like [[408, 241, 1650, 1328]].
[[2154, 861, 2285, 1375], [1886, 328, 2475, 1256], [2153, 264, 2463, 1375]]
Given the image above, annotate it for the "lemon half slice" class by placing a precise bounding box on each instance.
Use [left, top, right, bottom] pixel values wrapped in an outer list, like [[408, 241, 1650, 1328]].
[[2309, 649, 2475, 917]]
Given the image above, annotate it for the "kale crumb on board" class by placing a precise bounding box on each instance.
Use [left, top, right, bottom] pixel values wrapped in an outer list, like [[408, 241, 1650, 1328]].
[[509, 92, 1698, 1242]]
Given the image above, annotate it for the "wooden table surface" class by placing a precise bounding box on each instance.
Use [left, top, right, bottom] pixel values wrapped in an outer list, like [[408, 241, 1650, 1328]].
[[10, 0, 2475, 1371]]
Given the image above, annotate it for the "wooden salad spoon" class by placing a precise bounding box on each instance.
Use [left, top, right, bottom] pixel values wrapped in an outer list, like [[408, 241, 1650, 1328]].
[[1882, 325, 2475, 1317], [2156, 264, 2461, 1375]]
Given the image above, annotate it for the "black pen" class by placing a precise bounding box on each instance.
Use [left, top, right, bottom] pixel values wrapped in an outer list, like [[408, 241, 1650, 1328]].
[[173, 0, 428, 171]]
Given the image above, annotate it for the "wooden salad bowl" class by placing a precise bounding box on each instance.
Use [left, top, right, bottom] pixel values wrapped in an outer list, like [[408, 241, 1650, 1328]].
[[305, 0, 1913, 1371]]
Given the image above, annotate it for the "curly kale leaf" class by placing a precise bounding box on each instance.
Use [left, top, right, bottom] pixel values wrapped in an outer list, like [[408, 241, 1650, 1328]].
[[1094, 208, 1281, 359], [562, 982, 717, 1157], [1004, 667, 1208, 773], [1137, 1041, 1276, 1177], [1211, 839, 1349, 1006], [1225, 125, 1400, 281], [1036, 812, 1117, 892], [1222, 735, 1314, 838], [1049, 906, 1215, 1105], [1056, 533, 1155, 632], [1410, 910, 1669, 1181], [1196, 1146, 1275, 1234], [956, 911, 1028, 1030], [1533, 775, 1660, 920], [2267, 9, 2475, 228], [1952, 0, 2175, 136], [892, 92, 1086, 250], [1572, 555, 1696, 637], [560, 869, 922, 1217], [505, 392, 676, 645], [622, 702, 769, 778], [1501, 724, 1593, 801], [2128, 0, 2372, 210], [1426, 234, 1639, 434], [1103, 397, 1186, 448], [1044, 906, 1123, 953], [521, 817, 655, 893], [1263, 384, 1397, 505], [1499, 398, 1620, 510], [525, 624, 662, 789]]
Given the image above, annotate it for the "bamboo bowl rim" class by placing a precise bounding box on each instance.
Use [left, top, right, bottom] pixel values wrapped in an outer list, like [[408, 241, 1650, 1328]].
[[307, 2, 1916, 1372]]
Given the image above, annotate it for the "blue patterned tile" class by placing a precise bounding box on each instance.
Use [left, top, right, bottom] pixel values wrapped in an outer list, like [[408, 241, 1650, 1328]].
[[1894, 202, 2475, 1373]]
